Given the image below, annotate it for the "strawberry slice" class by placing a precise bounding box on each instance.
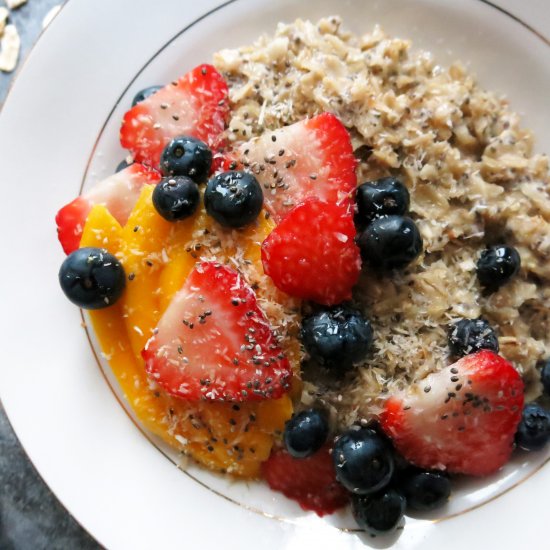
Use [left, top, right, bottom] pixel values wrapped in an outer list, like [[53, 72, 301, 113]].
[[261, 198, 361, 306], [55, 163, 160, 254], [229, 113, 357, 222], [261, 444, 349, 516], [120, 64, 229, 169], [381, 350, 524, 476], [142, 261, 292, 402]]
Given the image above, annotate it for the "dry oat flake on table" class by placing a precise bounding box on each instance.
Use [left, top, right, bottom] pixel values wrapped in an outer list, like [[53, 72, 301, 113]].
[[0, 0, 25, 73], [214, 17, 550, 427]]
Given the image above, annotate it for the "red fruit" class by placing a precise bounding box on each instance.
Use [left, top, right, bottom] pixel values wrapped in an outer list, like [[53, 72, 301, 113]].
[[261, 199, 361, 306], [142, 261, 292, 402], [120, 64, 229, 169], [55, 163, 160, 254], [230, 112, 357, 222], [261, 444, 349, 516], [381, 350, 524, 476]]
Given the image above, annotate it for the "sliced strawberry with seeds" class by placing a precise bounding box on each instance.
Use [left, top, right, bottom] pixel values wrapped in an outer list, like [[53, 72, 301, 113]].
[[55, 163, 160, 254], [230, 113, 357, 222], [142, 261, 292, 402], [261, 198, 361, 306], [381, 350, 524, 476], [120, 64, 229, 169], [261, 444, 349, 516]]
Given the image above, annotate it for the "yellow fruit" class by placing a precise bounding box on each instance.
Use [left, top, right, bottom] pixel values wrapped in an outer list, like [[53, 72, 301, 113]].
[[81, 186, 299, 478]]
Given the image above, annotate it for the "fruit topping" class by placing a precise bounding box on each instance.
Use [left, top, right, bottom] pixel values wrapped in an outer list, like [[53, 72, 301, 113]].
[[55, 163, 160, 254], [540, 358, 550, 397], [160, 135, 212, 182], [301, 306, 373, 369], [131, 85, 163, 106], [204, 171, 263, 228], [399, 470, 451, 511], [477, 245, 521, 291], [283, 409, 329, 459], [355, 177, 410, 228], [448, 318, 499, 357], [515, 403, 550, 451], [231, 112, 357, 222], [261, 199, 361, 305], [332, 428, 394, 495], [351, 489, 406, 535], [142, 261, 292, 402], [261, 444, 349, 516], [59, 247, 125, 309], [152, 176, 200, 221], [356, 215, 423, 270], [120, 64, 228, 169], [381, 350, 524, 476], [116, 159, 132, 173]]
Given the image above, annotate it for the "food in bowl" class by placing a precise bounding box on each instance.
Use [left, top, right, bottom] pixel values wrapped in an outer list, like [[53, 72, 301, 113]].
[[56, 17, 550, 535]]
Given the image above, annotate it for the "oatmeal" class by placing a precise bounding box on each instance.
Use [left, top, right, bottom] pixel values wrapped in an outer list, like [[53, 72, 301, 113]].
[[214, 17, 550, 427]]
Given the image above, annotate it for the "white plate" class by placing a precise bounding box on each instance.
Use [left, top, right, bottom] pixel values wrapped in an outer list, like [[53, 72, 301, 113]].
[[0, 0, 549, 548]]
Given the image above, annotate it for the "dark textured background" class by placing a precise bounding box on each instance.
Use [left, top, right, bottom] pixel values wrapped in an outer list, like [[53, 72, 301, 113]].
[[1, 1, 100, 548]]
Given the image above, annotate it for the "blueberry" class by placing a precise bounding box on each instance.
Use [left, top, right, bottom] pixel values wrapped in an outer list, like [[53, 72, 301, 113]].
[[351, 489, 406, 535], [356, 177, 410, 228], [477, 245, 521, 291], [301, 307, 373, 370], [400, 470, 451, 511], [160, 136, 213, 182], [515, 403, 550, 451], [115, 159, 132, 173], [131, 85, 162, 107], [448, 318, 499, 357], [152, 176, 200, 221], [204, 171, 263, 228], [59, 247, 125, 309], [333, 428, 394, 495], [357, 215, 422, 270], [539, 359, 550, 397], [283, 409, 329, 458]]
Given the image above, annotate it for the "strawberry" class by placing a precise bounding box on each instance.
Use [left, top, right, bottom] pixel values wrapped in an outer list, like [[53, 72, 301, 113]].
[[261, 444, 349, 516], [261, 198, 361, 306], [120, 64, 229, 169], [381, 350, 524, 476], [142, 261, 292, 402], [229, 113, 357, 222], [55, 163, 160, 254]]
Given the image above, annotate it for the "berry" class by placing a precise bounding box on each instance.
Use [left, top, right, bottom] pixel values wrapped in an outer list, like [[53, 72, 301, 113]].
[[515, 403, 550, 451], [357, 215, 422, 270], [284, 409, 329, 458], [356, 177, 410, 228], [301, 307, 373, 369], [261, 444, 349, 516], [261, 199, 361, 306], [477, 245, 521, 290], [448, 318, 499, 357], [539, 359, 550, 396], [381, 350, 524, 476], [332, 428, 394, 495], [351, 489, 406, 535], [204, 171, 263, 228], [120, 64, 228, 169], [228, 112, 357, 222], [152, 176, 200, 221], [55, 163, 161, 254], [131, 85, 162, 106], [115, 159, 132, 172], [142, 261, 292, 402], [160, 135, 212, 182], [59, 247, 125, 309], [400, 470, 451, 511]]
